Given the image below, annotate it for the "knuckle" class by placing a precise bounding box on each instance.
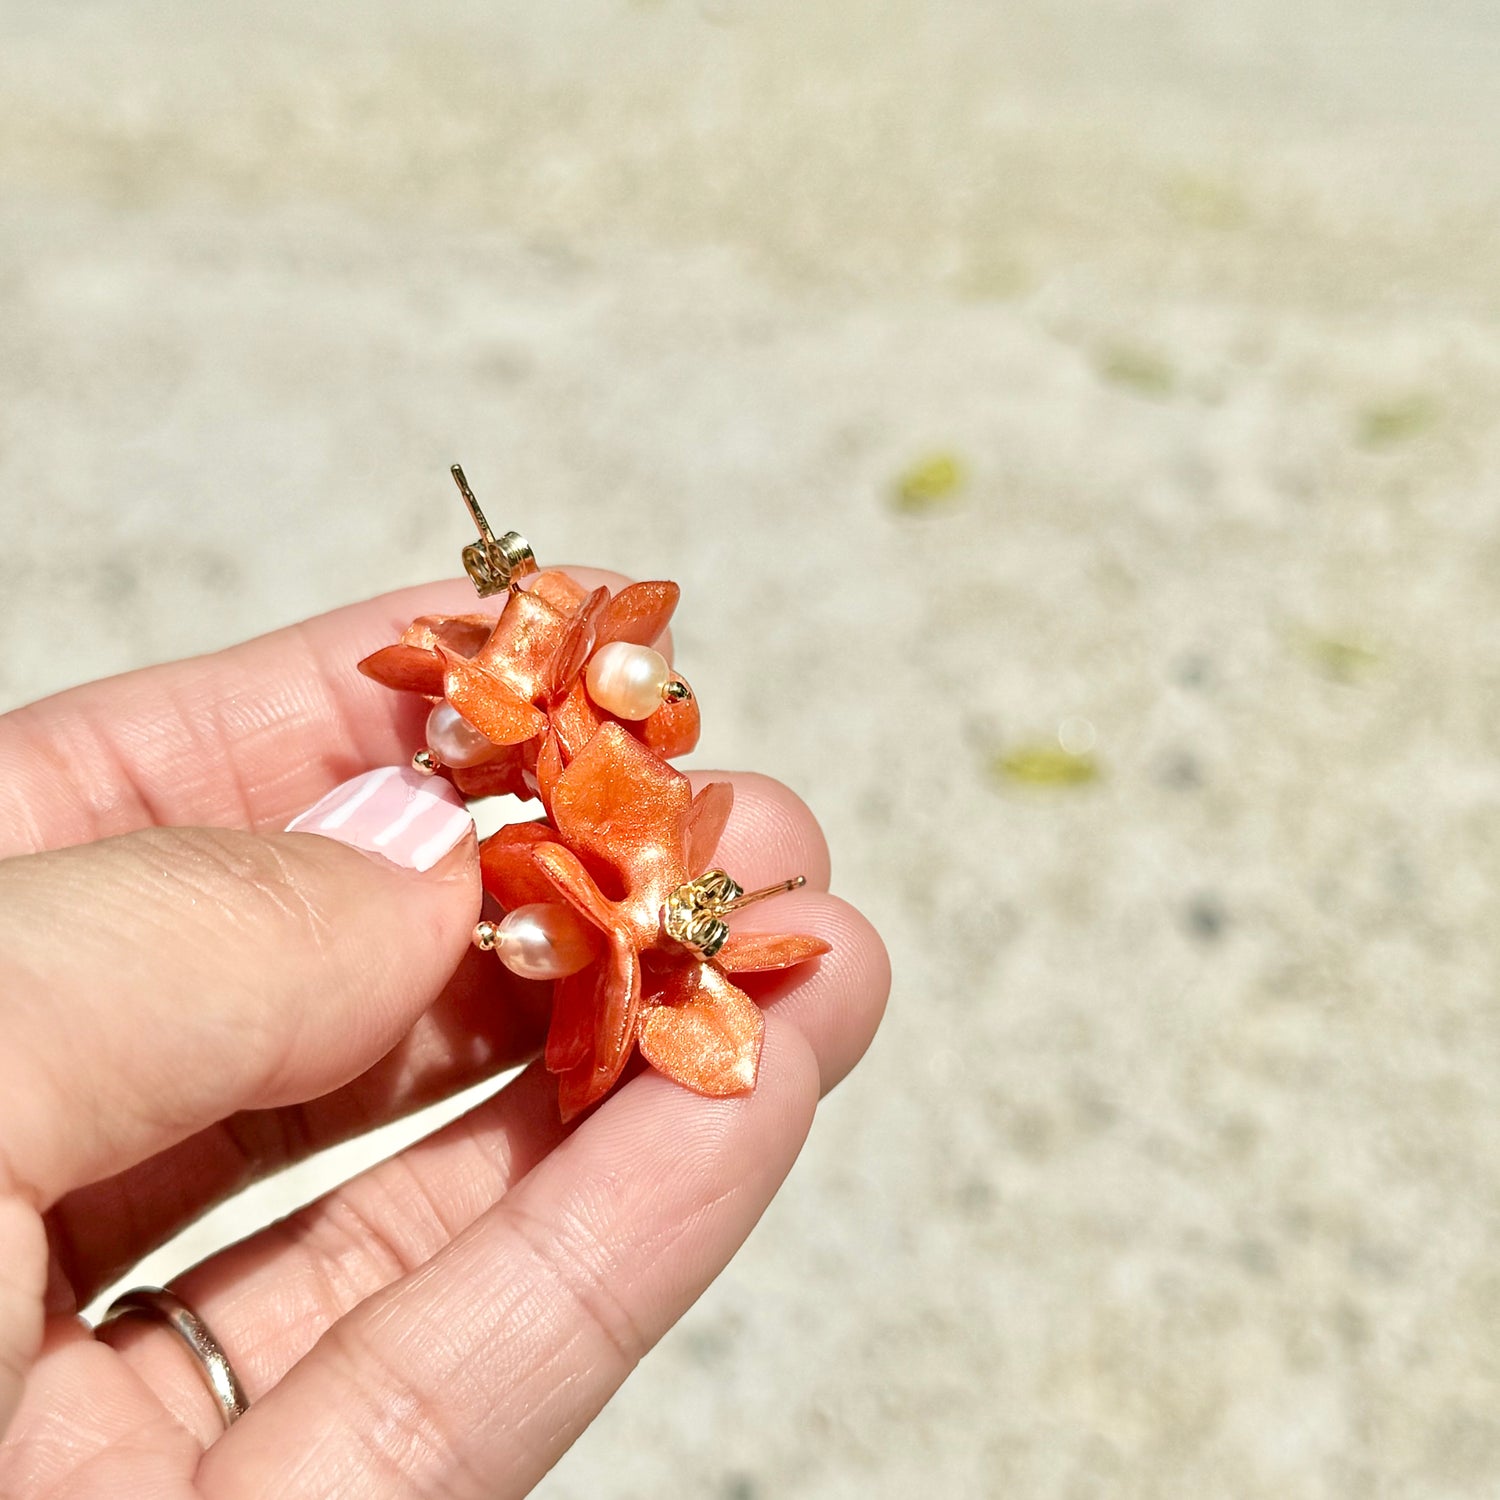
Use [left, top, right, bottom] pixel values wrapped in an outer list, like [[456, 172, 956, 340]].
[[284, 1180, 431, 1327], [138, 827, 336, 946]]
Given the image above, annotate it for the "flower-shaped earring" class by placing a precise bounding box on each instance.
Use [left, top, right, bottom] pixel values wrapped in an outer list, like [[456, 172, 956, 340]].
[[477, 725, 827, 1119], [367, 467, 830, 1119], [358, 466, 700, 804]]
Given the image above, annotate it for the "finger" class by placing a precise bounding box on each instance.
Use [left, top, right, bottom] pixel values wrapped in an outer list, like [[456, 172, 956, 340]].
[[688, 770, 832, 891], [44, 946, 551, 1308], [707, 892, 882, 1093], [45, 769, 827, 1305], [124, 898, 877, 1435], [0, 568, 645, 859], [201, 1021, 827, 1498], [96, 782, 882, 1457], [0, 775, 480, 1214]]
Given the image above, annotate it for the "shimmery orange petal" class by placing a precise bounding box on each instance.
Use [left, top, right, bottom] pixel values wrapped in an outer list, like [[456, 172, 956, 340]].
[[592, 934, 642, 1093], [532, 841, 621, 935], [450, 747, 530, 801], [357, 644, 445, 695], [556, 938, 640, 1120], [548, 588, 608, 698], [441, 651, 548, 746], [548, 722, 694, 881], [557, 1059, 598, 1124], [685, 782, 734, 877], [550, 682, 603, 761], [546, 962, 601, 1073], [596, 581, 680, 649], [714, 932, 832, 973], [402, 613, 498, 656], [637, 963, 764, 1096], [528, 569, 593, 613], [535, 730, 565, 814], [641, 691, 701, 758], [470, 589, 578, 703], [478, 822, 557, 909]]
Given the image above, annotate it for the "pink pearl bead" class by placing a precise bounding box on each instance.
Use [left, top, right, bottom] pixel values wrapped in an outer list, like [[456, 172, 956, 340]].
[[493, 903, 600, 981], [585, 642, 672, 721], [425, 701, 496, 768]]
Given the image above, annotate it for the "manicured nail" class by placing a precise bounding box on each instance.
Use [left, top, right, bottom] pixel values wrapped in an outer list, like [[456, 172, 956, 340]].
[[286, 766, 474, 872]]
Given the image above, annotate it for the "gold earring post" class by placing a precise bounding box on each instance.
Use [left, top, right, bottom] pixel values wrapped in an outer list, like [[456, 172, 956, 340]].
[[450, 463, 540, 598], [723, 876, 806, 913], [451, 464, 494, 547]]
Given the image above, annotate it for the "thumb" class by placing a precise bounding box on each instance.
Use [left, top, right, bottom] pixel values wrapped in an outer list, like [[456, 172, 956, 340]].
[[0, 767, 481, 1211]]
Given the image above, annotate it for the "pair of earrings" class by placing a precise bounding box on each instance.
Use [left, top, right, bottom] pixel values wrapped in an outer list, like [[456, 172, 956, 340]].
[[358, 468, 827, 1120]]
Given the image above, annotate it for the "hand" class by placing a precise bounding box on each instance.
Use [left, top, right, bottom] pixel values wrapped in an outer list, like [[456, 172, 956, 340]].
[[0, 573, 888, 1498]]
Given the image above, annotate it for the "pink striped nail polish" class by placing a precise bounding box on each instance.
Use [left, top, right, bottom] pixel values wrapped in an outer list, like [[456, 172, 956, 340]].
[[286, 767, 474, 872]]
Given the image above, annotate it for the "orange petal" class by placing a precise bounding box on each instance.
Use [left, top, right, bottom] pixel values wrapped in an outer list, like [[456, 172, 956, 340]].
[[591, 934, 641, 1093], [549, 681, 603, 761], [548, 723, 693, 890], [357, 644, 445, 695], [546, 963, 601, 1073], [479, 822, 557, 909], [596, 580, 680, 649], [557, 1059, 599, 1123], [685, 782, 734, 877], [470, 588, 579, 703], [401, 613, 498, 656], [535, 730, 566, 815], [714, 932, 832, 973], [640, 691, 701, 758], [441, 651, 548, 746], [555, 937, 641, 1120], [547, 588, 609, 699], [533, 841, 622, 935], [528, 569, 593, 613], [450, 747, 530, 800], [637, 962, 764, 1096]]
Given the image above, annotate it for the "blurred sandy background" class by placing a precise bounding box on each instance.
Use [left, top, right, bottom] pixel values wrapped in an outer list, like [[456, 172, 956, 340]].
[[3, 2, 1500, 1495]]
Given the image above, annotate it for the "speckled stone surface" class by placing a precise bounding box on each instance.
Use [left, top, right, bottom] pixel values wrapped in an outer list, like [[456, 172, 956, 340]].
[[4, 3, 1499, 1495]]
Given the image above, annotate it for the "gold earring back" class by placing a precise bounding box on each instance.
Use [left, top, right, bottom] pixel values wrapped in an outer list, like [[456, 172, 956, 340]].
[[662, 871, 807, 959], [450, 464, 540, 598]]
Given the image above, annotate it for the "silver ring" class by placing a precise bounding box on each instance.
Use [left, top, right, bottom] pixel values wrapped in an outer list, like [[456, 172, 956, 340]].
[[98, 1286, 249, 1428]]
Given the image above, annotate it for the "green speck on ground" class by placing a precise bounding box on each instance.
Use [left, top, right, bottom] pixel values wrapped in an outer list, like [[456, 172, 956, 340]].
[[952, 249, 1032, 300], [1161, 172, 1251, 231], [893, 451, 966, 513], [1098, 344, 1176, 398], [1357, 394, 1440, 448], [991, 744, 1102, 788], [1296, 632, 1382, 683]]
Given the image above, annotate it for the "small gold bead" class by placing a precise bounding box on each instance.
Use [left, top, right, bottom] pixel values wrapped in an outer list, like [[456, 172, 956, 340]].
[[412, 748, 440, 775], [473, 920, 500, 952], [663, 679, 693, 704]]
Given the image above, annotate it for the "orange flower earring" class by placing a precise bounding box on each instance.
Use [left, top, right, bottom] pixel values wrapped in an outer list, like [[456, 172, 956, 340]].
[[358, 466, 700, 805], [361, 466, 829, 1119]]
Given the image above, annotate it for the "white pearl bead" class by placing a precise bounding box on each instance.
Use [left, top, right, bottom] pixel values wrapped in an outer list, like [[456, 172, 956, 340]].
[[585, 642, 672, 721], [493, 903, 599, 980], [424, 701, 496, 768]]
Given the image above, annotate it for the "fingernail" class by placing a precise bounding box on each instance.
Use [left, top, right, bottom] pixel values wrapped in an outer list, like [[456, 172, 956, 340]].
[[286, 767, 474, 872]]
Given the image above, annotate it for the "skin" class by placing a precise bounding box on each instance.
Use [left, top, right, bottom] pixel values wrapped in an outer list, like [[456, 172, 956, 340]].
[[0, 572, 890, 1499]]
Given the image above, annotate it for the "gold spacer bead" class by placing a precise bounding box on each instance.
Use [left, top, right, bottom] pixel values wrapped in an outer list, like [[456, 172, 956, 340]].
[[412, 748, 440, 776], [472, 920, 500, 952], [663, 679, 693, 704]]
